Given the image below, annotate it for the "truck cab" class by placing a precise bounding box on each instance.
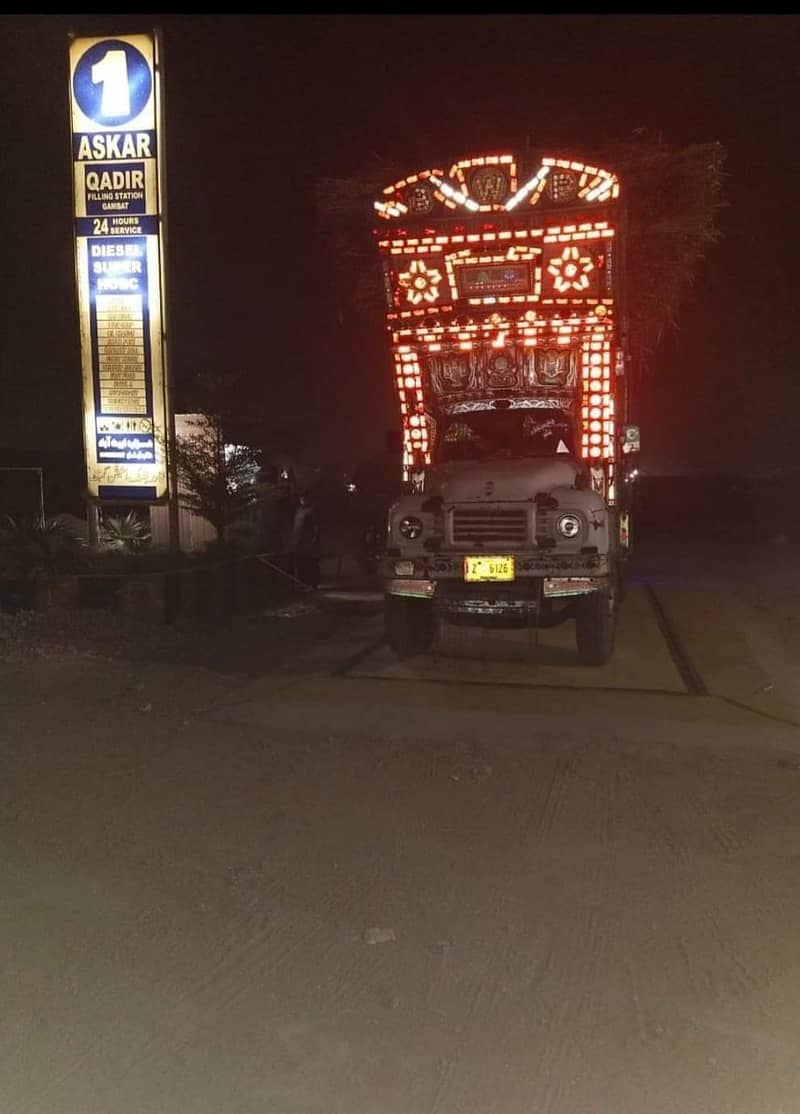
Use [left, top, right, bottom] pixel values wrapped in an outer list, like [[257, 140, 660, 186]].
[[384, 405, 623, 663]]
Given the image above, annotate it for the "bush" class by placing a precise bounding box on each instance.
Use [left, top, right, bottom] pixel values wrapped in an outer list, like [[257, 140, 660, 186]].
[[0, 516, 90, 579]]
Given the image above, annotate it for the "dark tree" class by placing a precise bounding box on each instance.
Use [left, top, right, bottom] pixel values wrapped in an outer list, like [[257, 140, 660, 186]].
[[173, 413, 262, 544], [171, 372, 263, 543]]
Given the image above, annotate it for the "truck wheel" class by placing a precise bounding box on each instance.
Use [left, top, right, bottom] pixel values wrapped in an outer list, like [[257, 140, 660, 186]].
[[575, 585, 617, 666], [384, 595, 435, 658]]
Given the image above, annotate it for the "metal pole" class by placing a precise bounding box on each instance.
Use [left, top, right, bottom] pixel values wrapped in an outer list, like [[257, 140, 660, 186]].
[[154, 27, 181, 553], [87, 502, 100, 548]]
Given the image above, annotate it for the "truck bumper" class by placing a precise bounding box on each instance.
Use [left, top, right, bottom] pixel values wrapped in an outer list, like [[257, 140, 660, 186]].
[[383, 551, 609, 584], [383, 552, 611, 619]]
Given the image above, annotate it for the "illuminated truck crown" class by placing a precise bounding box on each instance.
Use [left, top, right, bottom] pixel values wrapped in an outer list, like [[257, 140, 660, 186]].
[[373, 153, 623, 484]]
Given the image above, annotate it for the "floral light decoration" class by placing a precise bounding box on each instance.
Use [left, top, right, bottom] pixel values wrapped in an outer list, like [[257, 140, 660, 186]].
[[398, 259, 443, 306], [547, 245, 595, 293]]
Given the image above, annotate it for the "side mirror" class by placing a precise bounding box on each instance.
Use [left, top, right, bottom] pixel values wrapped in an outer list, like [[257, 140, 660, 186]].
[[621, 425, 641, 455]]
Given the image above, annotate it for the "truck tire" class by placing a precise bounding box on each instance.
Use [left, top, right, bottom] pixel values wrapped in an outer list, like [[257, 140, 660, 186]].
[[575, 584, 617, 666], [384, 595, 435, 658]]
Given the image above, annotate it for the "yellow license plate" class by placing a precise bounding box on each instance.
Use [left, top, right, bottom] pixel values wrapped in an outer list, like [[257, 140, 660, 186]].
[[463, 555, 515, 582]]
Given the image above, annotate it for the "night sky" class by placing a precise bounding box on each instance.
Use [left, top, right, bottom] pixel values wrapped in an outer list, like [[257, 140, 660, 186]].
[[2, 13, 799, 483]]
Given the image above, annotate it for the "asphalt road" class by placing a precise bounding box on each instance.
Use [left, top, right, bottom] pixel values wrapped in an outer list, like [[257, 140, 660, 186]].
[[2, 539, 799, 1113]]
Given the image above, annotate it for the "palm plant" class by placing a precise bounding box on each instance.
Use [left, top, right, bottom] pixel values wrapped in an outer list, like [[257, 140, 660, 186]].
[[99, 511, 151, 553], [0, 515, 88, 578]]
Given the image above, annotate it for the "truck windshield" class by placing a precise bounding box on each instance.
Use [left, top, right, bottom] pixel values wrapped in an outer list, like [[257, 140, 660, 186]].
[[436, 409, 576, 463]]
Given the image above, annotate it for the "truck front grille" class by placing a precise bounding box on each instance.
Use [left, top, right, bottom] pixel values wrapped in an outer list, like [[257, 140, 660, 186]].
[[451, 506, 529, 547]]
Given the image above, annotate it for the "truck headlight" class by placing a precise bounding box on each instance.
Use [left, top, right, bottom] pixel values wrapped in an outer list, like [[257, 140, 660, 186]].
[[556, 513, 582, 539], [399, 515, 423, 540]]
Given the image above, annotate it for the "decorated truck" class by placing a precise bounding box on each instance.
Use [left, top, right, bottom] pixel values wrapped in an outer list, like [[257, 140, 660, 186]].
[[372, 151, 640, 664]]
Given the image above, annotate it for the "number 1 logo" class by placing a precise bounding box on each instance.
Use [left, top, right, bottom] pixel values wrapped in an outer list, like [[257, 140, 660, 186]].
[[92, 49, 130, 118], [73, 38, 152, 126]]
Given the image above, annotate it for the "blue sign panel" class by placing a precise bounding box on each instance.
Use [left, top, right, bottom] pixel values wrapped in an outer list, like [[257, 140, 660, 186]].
[[87, 235, 157, 467]]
